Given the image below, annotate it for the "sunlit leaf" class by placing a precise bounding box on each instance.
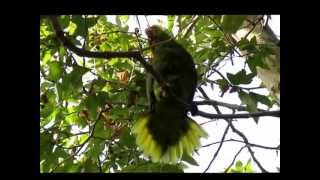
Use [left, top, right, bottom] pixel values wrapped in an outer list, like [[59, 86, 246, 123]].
[[221, 15, 247, 33], [181, 153, 199, 166], [121, 162, 184, 172], [168, 15, 175, 32], [48, 61, 62, 82]]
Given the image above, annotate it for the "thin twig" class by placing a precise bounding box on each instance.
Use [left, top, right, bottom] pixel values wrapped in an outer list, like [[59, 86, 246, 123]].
[[205, 78, 265, 91], [224, 145, 248, 173], [194, 99, 266, 112], [203, 103, 232, 173], [197, 86, 210, 99], [202, 138, 280, 150], [203, 123, 230, 173], [183, 15, 199, 39], [97, 155, 102, 173], [196, 110, 280, 119], [50, 109, 104, 172], [135, 16, 142, 34], [229, 123, 268, 173]]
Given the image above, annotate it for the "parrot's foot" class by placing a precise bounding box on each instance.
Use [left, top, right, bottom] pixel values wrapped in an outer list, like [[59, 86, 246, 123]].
[[189, 102, 198, 116]]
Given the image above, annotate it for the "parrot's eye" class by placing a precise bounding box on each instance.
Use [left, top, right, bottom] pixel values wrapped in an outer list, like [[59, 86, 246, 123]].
[[146, 26, 161, 40]]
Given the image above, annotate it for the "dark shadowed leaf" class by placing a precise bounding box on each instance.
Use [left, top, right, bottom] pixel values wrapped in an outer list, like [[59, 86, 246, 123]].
[[216, 79, 230, 96], [250, 92, 272, 108], [226, 69, 254, 85], [58, 15, 71, 29], [119, 127, 136, 148]]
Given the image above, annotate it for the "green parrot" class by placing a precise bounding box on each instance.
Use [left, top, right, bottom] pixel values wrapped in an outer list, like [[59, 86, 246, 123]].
[[132, 25, 208, 164]]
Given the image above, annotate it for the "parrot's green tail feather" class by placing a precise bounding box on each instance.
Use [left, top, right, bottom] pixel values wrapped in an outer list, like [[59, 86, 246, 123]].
[[132, 115, 208, 164]]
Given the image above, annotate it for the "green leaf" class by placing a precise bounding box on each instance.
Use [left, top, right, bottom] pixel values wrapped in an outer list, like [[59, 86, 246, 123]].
[[61, 136, 78, 148], [121, 162, 184, 173], [48, 61, 62, 82], [96, 91, 109, 106], [119, 15, 129, 24], [42, 50, 53, 64], [41, 107, 61, 127], [56, 65, 88, 101], [226, 69, 254, 85], [78, 134, 89, 144], [83, 158, 99, 172], [55, 159, 80, 173], [40, 132, 54, 159], [86, 139, 105, 158], [83, 95, 99, 120], [194, 48, 210, 63], [86, 17, 98, 28], [244, 159, 253, 173], [181, 153, 199, 166], [69, 65, 89, 90], [94, 120, 112, 139], [92, 78, 107, 91], [238, 37, 256, 52], [216, 79, 230, 96], [108, 107, 129, 120], [239, 91, 257, 113], [250, 92, 272, 108], [247, 54, 269, 74], [58, 15, 71, 29], [235, 160, 243, 171], [119, 127, 136, 148], [65, 111, 79, 125], [239, 91, 259, 122], [168, 15, 175, 32], [221, 15, 247, 33], [71, 15, 86, 38]]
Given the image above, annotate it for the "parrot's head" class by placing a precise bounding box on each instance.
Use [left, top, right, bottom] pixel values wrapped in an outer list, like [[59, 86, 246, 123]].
[[145, 25, 172, 45]]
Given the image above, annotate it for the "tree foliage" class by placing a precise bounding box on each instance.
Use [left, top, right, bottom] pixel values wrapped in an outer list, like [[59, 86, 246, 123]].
[[40, 15, 280, 173]]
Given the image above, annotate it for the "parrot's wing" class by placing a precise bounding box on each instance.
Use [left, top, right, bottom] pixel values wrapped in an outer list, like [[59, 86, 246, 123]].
[[146, 73, 156, 112]]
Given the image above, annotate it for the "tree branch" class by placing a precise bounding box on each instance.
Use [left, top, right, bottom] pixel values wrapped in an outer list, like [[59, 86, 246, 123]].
[[202, 138, 280, 150], [203, 123, 230, 173], [229, 123, 268, 173], [194, 99, 266, 112], [197, 86, 210, 99], [196, 110, 280, 119], [49, 16, 142, 60], [48, 16, 171, 103]]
